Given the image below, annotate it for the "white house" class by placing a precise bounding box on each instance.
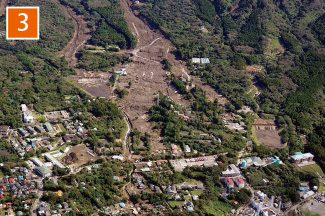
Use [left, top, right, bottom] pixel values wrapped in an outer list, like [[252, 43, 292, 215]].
[[21, 104, 27, 112], [23, 111, 34, 123]]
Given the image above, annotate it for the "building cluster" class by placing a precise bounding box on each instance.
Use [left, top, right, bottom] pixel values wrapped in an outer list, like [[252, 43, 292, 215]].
[[221, 113, 247, 132], [240, 155, 283, 168], [242, 191, 284, 216], [298, 183, 317, 199], [11, 124, 55, 157], [0, 166, 44, 215], [30, 153, 66, 177]]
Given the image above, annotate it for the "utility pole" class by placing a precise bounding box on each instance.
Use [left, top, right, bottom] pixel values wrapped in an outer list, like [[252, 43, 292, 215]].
[[157, 92, 160, 106]]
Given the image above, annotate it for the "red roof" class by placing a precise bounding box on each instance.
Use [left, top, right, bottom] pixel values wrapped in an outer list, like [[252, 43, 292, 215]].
[[235, 177, 244, 184], [224, 177, 234, 185]]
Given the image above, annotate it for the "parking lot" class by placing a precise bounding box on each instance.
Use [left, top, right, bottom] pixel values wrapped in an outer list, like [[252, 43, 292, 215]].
[[170, 155, 218, 171]]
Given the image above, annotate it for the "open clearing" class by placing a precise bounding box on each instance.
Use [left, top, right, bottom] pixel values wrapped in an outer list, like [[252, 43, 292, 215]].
[[204, 199, 233, 216], [58, 1, 112, 98], [59, 0, 231, 156], [300, 200, 325, 216], [255, 130, 283, 149], [301, 164, 325, 177], [65, 144, 99, 169], [170, 155, 217, 172]]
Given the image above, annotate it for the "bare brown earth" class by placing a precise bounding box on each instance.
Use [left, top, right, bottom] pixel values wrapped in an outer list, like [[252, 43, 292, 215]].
[[118, 0, 229, 154], [57, 2, 112, 98], [65, 144, 100, 170], [0, 0, 9, 16], [58, 2, 91, 66], [59, 0, 229, 155]]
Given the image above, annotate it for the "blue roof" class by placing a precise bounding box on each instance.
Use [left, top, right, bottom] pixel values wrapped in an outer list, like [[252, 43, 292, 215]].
[[187, 206, 194, 212], [291, 152, 314, 160], [119, 202, 125, 208], [299, 186, 309, 191]]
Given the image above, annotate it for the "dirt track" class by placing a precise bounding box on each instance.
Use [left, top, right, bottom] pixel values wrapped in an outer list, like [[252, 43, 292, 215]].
[[58, 2, 91, 66]]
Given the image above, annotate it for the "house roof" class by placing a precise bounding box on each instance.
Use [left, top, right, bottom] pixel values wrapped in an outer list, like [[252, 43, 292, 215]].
[[291, 152, 314, 160], [35, 165, 51, 175], [235, 177, 244, 184], [224, 177, 234, 185], [0, 125, 10, 133], [44, 122, 53, 131]]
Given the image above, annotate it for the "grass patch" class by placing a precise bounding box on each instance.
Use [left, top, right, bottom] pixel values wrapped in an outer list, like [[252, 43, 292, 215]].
[[168, 201, 183, 208], [58, 123, 67, 133], [301, 164, 325, 177], [190, 190, 204, 196], [204, 199, 232, 216], [300, 208, 321, 216], [33, 111, 46, 123], [64, 78, 94, 97]]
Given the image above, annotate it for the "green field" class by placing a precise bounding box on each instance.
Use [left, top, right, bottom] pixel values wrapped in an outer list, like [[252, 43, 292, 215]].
[[204, 199, 233, 216], [190, 190, 204, 196], [168, 201, 183, 208], [301, 164, 325, 177], [300, 208, 321, 216]]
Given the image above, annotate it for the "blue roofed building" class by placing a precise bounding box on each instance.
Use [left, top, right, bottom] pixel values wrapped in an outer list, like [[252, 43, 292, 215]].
[[290, 152, 314, 164]]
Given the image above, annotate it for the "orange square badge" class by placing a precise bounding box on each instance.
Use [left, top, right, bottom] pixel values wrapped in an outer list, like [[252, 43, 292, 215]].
[[6, 6, 39, 40]]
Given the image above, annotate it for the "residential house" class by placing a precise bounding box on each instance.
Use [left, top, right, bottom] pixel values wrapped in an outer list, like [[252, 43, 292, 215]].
[[290, 152, 314, 164], [234, 177, 245, 188], [185, 145, 191, 153], [21, 104, 27, 112], [224, 177, 234, 189], [23, 111, 34, 123], [34, 125, 44, 133], [222, 164, 241, 177], [18, 128, 29, 137], [171, 144, 178, 155], [44, 122, 53, 132], [26, 126, 36, 135], [0, 125, 10, 136]]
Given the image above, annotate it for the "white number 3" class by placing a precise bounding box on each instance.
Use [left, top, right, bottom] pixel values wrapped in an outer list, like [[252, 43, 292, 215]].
[[18, 13, 28, 31]]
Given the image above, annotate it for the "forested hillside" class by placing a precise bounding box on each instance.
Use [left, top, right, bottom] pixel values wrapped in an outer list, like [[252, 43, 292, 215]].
[[0, 0, 77, 127], [60, 0, 137, 49], [136, 0, 325, 168]]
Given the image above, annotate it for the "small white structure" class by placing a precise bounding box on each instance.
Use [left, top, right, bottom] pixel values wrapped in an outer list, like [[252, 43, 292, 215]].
[[114, 68, 127, 75], [200, 58, 210, 64], [301, 191, 314, 199], [112, 155, 124, 161], [21, 104, 27, 112], [191, 58, 200, 64], [185, 145, 191, 153]]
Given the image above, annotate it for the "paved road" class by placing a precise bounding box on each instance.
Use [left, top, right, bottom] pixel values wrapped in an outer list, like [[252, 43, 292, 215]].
[[31, 191, 43, 216]]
